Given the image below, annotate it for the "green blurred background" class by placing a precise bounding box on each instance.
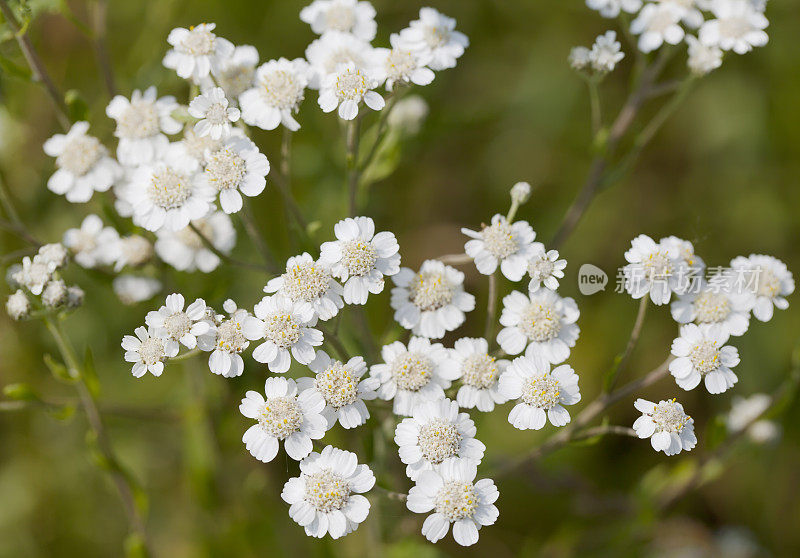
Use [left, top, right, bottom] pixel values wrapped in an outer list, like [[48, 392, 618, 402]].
[[1, 0, 799, 556]]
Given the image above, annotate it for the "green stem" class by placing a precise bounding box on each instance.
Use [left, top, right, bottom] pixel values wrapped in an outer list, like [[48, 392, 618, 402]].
[[345, 119, 361, 216], [240, 201, 279, 273], [484, 272, 498, 344]]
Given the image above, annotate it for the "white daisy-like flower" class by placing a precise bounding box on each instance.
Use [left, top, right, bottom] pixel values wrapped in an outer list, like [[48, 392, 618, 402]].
[[110, 234, 153, 272], [240, 58, 312, 131], [622, 234, 689, 305], [12, 256, 55, 296], [239, 377, 327, 463], [300, 0, 377, 41], [699, 0, 769, 54], [445, 337, 509, 412], [163, 23, 235, 81], [43, 122, 121, 203], [281, 445, 375, 539], [398, 8, 469, 71], [497, 290, 580, 365], [6, 290, 30, 321], [726, 393, 780, 443], [155, 210, 236, 273], [498, 356, 581, 430], [106, 87, 182, 166], [113, 275, 162, 305], [527, 243, 567, 293], [670, 273, 753, 337], [178, 127, 224, 165], [200, 135, 269, 214], [370, 337, 457, 416], [590, 30, 625, 72], [569, 46, 592, 70], [319, 216, 401, 305], [126, 145, 213, 232], [214, 45, 259, 99], [201, 302, 249, 378], [145, 293, 211, 352], [661, 235, 705, 278], [188, 87, 240, 140], [395, 399, 486, 481], [730, 254, 794, 322], [298, 350, 378, 430], [631, 2, 686, 53], [122, 326, 178, 378], [318, 62, 385, 120], [62, 214, 119, 269], [462, 214, 537, 281], [406, 458, 499, 547], [264, 253, 344, 322], [633, 398, 697, 456], [586, 0, 643, 18], [391, 259, 475, 339], [669, 323, 740, 394], [243, 294, 323, 373], [305, 31, 377, 88], [374, 33, 435, 91], [686, 34, 724, 75]]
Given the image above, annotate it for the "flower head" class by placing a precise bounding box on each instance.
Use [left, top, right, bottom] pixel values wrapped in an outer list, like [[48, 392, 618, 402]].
[[240, 58, 312, 131], [214, 45, 259, 98], [686, 34, 723, 75], [188, 87, 240, 140], [122, 326, 178, 378], [12, 256, 56, 296], [163, 23, 235, 80], [670, 272, 753, 336], [462, 214, 537, 281], [730, 254, 793, 322], [670, 323, 740, 394], [155, 211, 236, 273], [631, 2, 686, 53], [200, 135, 270, 214], [591, 31, 625, 72], [586, 0, 643, 18], [318, 62, 385, 120], [633, 398, 697, 455], [527, 243, 567, 293], [305, 31, 377, 88], [200, 302, 249, 378], [145, 293, 211, 353], [622, 234, 691, 305], [113, 275, 162, 305], [300, 0, 377, 41], [6, 290, 30, 320], [265, 253, 344, 322], [62, 214, 119, 269], [699, 0, 769, 54], [445, 337, 509, 412], [398, 8, 469, 71], [374, 33, 435, 91]]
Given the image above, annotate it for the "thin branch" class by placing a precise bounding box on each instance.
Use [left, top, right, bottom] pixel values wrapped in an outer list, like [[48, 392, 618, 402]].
[[345, 119, 361, 216], [239, 201, 280, 273], [272, 128, 310, 236], [317, 323, 350, 362], [605, 297, 648, 392], [484, 272, 498, 343], [358, 90, 397, 174]]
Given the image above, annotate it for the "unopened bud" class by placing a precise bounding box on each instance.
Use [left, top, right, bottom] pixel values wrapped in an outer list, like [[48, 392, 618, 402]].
[[6, 289, 30, 320], [510, 181, 532, 205]]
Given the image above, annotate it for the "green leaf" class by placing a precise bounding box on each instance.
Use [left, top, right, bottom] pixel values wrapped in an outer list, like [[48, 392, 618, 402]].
[[123, 533, 148, 558], [47, 403, 76, 421], [3, 382, 39, 401], [64, 89, 89, 123], [44, 353, 77, 383]]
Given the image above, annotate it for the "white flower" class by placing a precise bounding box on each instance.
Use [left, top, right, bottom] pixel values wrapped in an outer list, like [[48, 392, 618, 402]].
[[406, 458, 498, 546], [686, 34, 723, 75], [726, 393, 779, 443], [243, 294, 323, 373], [510, 181, 532, 205], [113, 275, 162, 305], [387, 95, 429, 134], [122, 326, 178, 378], [177, 127, 225, 164], [163, 23, 235, 81], [374, 33, 435, 91], [215, 45, 259, 98], [145, 293, 211, 352], [155, 211, 236, 273], [239, 377, 327, 462], [6, 290, 30, 320], [36, 243, 69, 269], [444, 338, 509, 412], [661, 235, 705, 276], [318, 62, 385, 120], [633, 398, 697, 455], [300, 0, 377, 41], [370, 337, 457, 416], [670, 273, 753, 336], [395, 399, 486, 481], [240, 58, 312, 131], [43, 122, 121, 203], [569, 46, 592, 70], [730, 254, 793, 322], [200, 135, 270, 213], [12, 256, 55, 296], [590, 30, 625, 72], [586, 0, 643, 18], [106, 87, 182, 166], [398, 8, 469, 71], [126, 145, 213, 232], [110, 235, 153, 272], [298, 350, 378, 430], [188, 87, 240, 140], [264, 253, 344, 322], [527, 243, 567, 293], [62, 214, 119, 268], [497, 290, 580, 365], [669, 323, 739, 394], [462, 214, 537, 281], [319, 216, 401, 305], [201, 303, 249, 378], [631, 2, 686, 53], [699, 0, 769, 54], [41, 279, 68, 309], [622, 234, 689, 305], [498, 356, 581, 430], [281, 445, 375, 539], [390, 259, 475, 339], [305, 31, 377, 88]]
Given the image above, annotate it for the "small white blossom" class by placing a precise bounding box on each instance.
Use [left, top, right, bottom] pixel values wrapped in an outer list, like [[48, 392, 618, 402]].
[[591, 31, 625, 72], [155, 211, 236, 273], [146, 293, 211, 352], [319, 216, 401, 305], [113, 275, 162, 305], [110, 234, 153, 272], [200, 302, 249, 378], [12, 256, 56, 296], [36, 243, 69, 269], [239, 377, 327, 462], [726, 393, 780, 443], [699, 0, 769, 54], [569, 46, 592, 70], [214, 45, 259, 98], [177, 127, 224, 164], [395, 399, 486, 481], [281, 445, 375, 539], [527, 243, 567, 293], [462, 214, 537, 281], [670, 323, 740, 394], [686, 35, 723, 75], [670, 272, 753, 336], [622, 234, 690, 305], [510, 181, 532, 205], [387, 95, 429, 134], [370, 337, 457, 416], [398, 8, 469, 71], [188, 87, 240, 140], [305, 31, 377, 88], [318, 62, 385, 120], [62, 214, 119, 268], [374, 33, 435, 91], [43, 122, 121, 203], [444, 337, 509, 412], [586, 0, 643, 18], [406, 458, 498, 547], [391, 259, 476, 339], [633, 398, 697, 455], [122, 326, 178, 378], [6, 290, 30, 320], [240, 58, 312, 131], [730, 254, 793, 322], [200, 135, 270, 214], [264, 253, 344, 322], [41, 279, 68, 308], [631, 2, 686, 53], [300, 0, 377, 41], [163, 23, 235, 81]]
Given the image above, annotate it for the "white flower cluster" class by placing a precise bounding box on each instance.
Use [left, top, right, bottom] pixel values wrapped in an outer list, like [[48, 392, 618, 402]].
[[622, 234, 792, 454]]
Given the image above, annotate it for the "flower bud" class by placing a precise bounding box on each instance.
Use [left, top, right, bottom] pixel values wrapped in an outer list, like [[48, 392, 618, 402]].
[[6, 289, 30, 320], [510, 181, 532, 205]]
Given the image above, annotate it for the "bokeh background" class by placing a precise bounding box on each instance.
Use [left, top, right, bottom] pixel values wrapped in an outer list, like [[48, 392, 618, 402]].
[[1, 0, 799, 556]]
